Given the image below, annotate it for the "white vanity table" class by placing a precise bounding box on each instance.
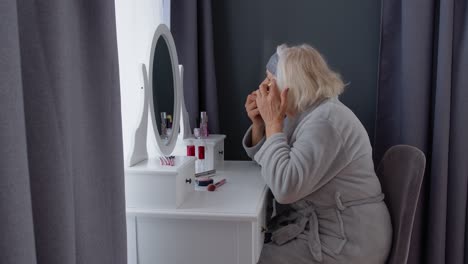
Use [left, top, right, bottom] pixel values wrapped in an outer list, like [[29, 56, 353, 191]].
[[126, 161, 267, 264], [124, 24, 268, 264]]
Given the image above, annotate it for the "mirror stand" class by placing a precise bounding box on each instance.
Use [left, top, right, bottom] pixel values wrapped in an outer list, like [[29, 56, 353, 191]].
[[178, 65, 193, 141], [127, 63, 150, 167]]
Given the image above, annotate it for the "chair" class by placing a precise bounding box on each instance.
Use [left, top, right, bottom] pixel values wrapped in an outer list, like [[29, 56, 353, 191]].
[[376, 145, 426, 264]]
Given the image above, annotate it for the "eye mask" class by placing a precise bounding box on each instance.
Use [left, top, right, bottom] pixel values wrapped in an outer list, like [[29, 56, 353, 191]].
[[266, 52, 279, 76]]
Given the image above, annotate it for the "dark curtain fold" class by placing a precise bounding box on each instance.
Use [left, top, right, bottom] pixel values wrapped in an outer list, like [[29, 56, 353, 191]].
[[171, 0, 220, 133], [375, 0, 468, 263], [0, 1, 127, 264]]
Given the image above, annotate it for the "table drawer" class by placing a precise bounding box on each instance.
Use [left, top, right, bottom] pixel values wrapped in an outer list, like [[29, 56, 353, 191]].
[[132, 216, 258, 264], [125, 157, 195, 209]]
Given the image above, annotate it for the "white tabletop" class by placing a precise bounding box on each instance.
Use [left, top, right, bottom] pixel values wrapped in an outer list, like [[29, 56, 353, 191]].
[[126, 161, 268, 221]]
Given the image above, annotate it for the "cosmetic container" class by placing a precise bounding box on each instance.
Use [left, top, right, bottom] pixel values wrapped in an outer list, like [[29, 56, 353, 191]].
[[200, 111, 209, 137], [194, 128, 206, 173], [186, 141, 195, 157]]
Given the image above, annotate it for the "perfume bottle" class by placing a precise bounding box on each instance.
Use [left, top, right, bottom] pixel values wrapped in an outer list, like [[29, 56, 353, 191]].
[[193, 128, 206, 173], [160, 112, 167, 139], [200, 111, 209, 138]]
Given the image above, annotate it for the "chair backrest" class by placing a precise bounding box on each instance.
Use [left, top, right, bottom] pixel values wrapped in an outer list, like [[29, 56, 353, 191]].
[[376, 145, 426, 264]]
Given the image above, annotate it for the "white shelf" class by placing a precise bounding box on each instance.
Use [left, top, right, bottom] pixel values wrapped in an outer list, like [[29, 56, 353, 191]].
[[126, 161, 267, 221]]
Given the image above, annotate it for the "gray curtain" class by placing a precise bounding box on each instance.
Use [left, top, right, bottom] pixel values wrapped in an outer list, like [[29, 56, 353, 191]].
[[0, 1, 127, 264], [171, 0, 220, 133], [375, 0, 468, 263]]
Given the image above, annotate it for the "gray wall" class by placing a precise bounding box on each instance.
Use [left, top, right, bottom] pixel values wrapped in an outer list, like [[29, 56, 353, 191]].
[[212, 0, 381, 160]]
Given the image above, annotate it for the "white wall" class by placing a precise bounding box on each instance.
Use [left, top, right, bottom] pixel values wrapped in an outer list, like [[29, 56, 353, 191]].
[[114, 0, 170, 162]]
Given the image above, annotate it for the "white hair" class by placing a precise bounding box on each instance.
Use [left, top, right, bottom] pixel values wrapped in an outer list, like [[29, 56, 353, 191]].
[[275, 44, 345, 113]]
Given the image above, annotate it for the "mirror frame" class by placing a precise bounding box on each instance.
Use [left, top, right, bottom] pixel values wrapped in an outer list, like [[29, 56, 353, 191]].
[[148, 24, 181, 156]]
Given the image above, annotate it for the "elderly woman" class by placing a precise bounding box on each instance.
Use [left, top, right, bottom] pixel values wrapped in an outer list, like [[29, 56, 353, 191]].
[[243, 44, 392, 264]]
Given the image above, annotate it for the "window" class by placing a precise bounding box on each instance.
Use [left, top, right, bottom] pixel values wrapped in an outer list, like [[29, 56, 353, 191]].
[[114, 0, 170, 162]]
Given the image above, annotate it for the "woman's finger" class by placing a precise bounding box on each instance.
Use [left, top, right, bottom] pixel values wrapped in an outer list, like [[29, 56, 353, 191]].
[[248, 108, 260, 116], [255, 94, 262, 110], [245, 94, 256, 106], [259, 83, 269, 97], [250, 108, 261, 117], [246, 100, 257, 111], [255, 89, 262, 99], [269, 79, 280, 97]]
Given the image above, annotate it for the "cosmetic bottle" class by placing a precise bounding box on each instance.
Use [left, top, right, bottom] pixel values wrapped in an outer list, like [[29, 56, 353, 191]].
[[200, 111, 209, 138], [160, 112, 167, 139], [166, 114, 173, 137], [193, 128, 206, 173]]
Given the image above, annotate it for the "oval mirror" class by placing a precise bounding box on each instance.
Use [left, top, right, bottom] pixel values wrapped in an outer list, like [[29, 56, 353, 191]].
[[148, 24, 181, 156]]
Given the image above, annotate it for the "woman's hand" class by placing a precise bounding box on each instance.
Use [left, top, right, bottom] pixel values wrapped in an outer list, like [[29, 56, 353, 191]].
[[245, 91, 263, 127], [255, 79, 289, 138], [245, 89, 266, 146]]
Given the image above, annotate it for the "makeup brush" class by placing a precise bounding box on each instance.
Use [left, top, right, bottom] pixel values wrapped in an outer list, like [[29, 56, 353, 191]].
[[207, 179, 226, 192]]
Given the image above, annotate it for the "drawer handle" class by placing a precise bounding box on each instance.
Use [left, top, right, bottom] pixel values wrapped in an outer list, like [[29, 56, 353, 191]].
[[185, 178, 192, 184], [218, 150, 224, 155]]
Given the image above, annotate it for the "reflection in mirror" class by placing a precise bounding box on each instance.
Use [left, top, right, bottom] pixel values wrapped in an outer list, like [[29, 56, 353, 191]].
[[152, 36, 175, 144]]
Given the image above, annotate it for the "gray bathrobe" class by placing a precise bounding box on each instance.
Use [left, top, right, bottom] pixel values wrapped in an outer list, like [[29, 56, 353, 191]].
[[243, 97, 392, 264]]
